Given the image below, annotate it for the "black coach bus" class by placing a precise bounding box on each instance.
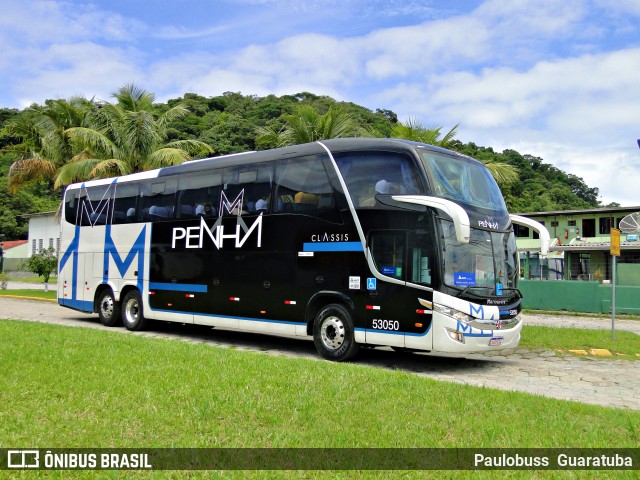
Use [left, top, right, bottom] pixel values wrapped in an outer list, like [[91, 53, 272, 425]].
[[58, 138, 549, 360]]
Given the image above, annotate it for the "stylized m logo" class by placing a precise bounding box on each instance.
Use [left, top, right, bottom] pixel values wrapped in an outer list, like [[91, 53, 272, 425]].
[[78, 181, 115, 227], [469, 303, 485, 318], [104, 225, 146, 292], [219, 189, 245, 216]]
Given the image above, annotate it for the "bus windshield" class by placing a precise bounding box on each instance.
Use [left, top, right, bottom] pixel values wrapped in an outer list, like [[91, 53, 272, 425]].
[[419, 150, 508, 213], [441, 219, 518, 292]]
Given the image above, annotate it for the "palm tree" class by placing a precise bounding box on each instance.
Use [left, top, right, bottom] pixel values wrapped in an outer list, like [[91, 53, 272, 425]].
[[480, 158, 520, 184], [391, 117, 459, 148], [4, 97, 94, 192], [392, 117, 518, 184], [256, 105, 370, 148], [54, 84, 213, 187]]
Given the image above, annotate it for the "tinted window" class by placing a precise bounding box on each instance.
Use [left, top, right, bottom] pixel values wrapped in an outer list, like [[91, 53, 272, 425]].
[[177, 171, 223, 218], [64, 189, 79, 225], [113, 182, 140, 224], [369, 231, 406, 281], [221, 163, 273, 215], [275, 155, 339, 221], [141, 179, 177, 221], [79, 185, 111, 226], [334, 151, 424, 207], [420, 150, 507, 213]]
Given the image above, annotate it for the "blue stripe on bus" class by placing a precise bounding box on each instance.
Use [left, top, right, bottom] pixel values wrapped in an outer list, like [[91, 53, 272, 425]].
[[302, 242, 364, 252], [59, 298, 94, 313], [149, 282, 208, 293]]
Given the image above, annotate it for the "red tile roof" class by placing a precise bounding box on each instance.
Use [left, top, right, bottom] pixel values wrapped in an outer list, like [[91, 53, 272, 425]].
[[0, 240, 28, 250]]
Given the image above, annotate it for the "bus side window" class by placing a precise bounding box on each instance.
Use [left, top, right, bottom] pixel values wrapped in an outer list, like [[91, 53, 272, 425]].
[[64, 190, 79, 225], [369, 231, 406, 281], [410, 231, 433, 286], [79, 185, 111, 226], [141, 179, 177, 222], [334, 151, 424, 207], [178, 171, 223, 219], [221, 164, 273, 216], [275, 155, 339, 221], [113, 182, 140, 224]]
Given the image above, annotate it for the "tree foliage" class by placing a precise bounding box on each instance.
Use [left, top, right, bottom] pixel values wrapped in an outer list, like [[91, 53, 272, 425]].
[[55, 84, 213, 187], [3, 97, 94, 192], [0, 88, 603, 241], [23, 247, 57, 289]]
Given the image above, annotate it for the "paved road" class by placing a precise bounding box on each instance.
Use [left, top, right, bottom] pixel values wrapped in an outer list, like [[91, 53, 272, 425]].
[[1, 297, 639, 410]]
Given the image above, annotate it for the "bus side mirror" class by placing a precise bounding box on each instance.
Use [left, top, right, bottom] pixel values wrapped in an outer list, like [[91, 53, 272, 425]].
[[510, 214, 550, 255], [392, 195, 470, 244]]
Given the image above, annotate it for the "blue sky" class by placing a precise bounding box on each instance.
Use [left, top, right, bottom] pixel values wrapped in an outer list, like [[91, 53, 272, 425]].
[[1, 0, 639, 207]]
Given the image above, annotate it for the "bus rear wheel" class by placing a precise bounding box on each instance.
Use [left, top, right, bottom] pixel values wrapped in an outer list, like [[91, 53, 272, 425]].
[[313, 303, 359, 361], [97, 289, 121, 327], [122, 290, 148, 331]]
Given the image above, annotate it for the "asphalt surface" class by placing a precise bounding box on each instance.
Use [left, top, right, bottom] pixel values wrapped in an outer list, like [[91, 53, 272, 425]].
[[1, 296, 639, 410]]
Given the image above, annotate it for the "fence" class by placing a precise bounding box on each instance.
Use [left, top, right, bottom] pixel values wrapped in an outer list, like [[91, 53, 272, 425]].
[[519, 279, 640, 314]]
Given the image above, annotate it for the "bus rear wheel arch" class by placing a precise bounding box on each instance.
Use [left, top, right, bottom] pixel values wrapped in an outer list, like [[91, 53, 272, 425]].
[[313, 303, 359, 361], [96, 287, 121, 327], [122, 290, 148, 331]]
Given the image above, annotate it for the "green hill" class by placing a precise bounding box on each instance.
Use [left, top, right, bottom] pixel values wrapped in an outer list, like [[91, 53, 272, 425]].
[[0, 92, 601, 239]]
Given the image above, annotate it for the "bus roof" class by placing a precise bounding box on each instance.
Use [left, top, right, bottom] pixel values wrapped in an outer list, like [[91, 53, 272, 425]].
[[64, 138, 474, 190]]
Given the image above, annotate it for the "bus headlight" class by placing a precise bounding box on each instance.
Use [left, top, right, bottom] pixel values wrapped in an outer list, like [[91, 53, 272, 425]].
[[446, 328, 465, 343], [433, 304, 473, 324]]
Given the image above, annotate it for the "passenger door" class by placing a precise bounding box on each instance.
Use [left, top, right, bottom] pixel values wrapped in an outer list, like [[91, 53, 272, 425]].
[[365, 231, 407, 348]]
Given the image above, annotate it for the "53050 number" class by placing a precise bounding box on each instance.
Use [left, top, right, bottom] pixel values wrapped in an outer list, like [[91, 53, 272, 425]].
[[371, 319, 400, 331]]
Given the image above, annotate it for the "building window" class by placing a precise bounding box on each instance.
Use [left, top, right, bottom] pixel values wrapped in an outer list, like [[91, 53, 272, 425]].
[[599, 217, 612, 235], [550, 221, 559, 227], [37, 239, 43, 253], [567, 220, 577, 227], [582, 219, 595, 237], [32, 239, 37, 255], [49, 238, 54, 249], [513, 224, 530, 237], [533, 221, 544, 239], [56, 238, 61, 254]]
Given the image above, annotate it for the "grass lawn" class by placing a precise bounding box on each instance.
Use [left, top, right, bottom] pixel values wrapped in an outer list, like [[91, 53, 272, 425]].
[[521, 326, 640, 359], [0, 289, 56, 300], [4, 275, 58, 284], [0, 320, 638, 479]]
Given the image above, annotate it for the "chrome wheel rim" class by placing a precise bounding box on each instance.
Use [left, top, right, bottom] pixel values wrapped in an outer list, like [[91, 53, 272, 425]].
[[320, 315, 345, 351], [125, 298, 139, 325], [100, 295, 114, 319]]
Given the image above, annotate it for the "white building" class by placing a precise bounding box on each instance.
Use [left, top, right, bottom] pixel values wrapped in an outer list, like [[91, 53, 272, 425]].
[[27, 211, 60, 256]]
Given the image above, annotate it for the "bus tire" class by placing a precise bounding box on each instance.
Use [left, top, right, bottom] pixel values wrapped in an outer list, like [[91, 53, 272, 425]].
[[97, 289, 121, 327], [122, 290, 147, 331], [313, 303, 359, 361]]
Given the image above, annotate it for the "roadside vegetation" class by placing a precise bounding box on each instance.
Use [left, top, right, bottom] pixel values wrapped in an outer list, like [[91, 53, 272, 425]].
[[0, 289, 56, 300], [1, 88, 604, 241], [4, 274, 58, 283], [521, 325, 639, 359]]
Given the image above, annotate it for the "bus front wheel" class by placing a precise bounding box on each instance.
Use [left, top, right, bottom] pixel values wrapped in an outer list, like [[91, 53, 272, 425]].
[[97, 289, 121, 327], [122, 290, 148, 331], [313, 304, 359, 361]]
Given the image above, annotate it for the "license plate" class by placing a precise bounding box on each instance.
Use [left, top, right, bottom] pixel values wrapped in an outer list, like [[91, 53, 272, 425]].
[[489, 337, 504, 346]]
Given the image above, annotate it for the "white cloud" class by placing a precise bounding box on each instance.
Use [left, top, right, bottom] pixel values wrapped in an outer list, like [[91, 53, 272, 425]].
[[510, 142, 640, 206], [14, 42, 143, 106], [362, 16, 491, 79], [2, 0, 640, 206]]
